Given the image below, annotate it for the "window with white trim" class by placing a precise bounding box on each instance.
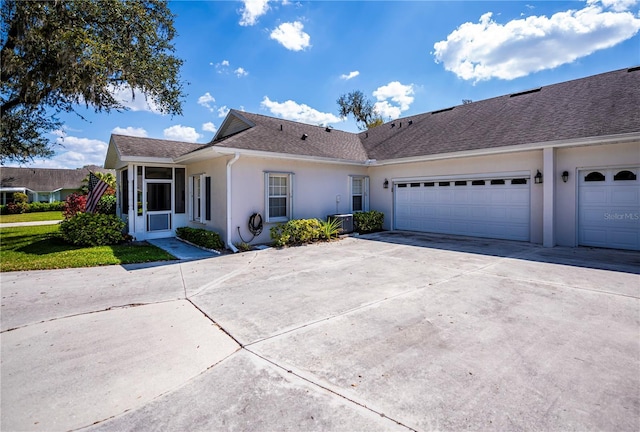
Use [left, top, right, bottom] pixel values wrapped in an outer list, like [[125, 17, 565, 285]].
[[265, 172, 292, 222], [190, 174, 210, 223], [350, 176, 369, 212]]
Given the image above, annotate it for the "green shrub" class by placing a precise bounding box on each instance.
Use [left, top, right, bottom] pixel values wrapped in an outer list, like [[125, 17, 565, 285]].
[[7, 202, 28, 214], [13, 192, 28, 204], [234, 241, 253, 252], [59, 213, 126, 246], [353, 210, 384, 233], [176, 226, 225, 250], [27, 201, 65, 213], [97, 195, 117, 215], [270, 218, 324, 247], [319, 217, 342, 240], [0, 205, 6, 215]]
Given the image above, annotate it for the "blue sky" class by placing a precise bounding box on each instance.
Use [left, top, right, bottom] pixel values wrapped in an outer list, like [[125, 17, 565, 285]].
[[11, 0, 640, 169]]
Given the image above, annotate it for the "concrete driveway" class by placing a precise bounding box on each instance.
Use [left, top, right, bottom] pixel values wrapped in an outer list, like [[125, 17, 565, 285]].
[[1, 232, 639, 431]]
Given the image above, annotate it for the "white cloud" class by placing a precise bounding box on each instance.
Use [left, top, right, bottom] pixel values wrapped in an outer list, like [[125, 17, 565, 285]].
[[373, 81, 415, 110], [433, 2, 640, 81], [369, 81, 415, 119], [234, 67, 249, 77], [21, 135, 110, 169], [261, 96, 342, 125], [340, 71, 360, 80], [270, 21, 311, 51], [591, 0, 639, 12], [163, 125, 202, 143], [109, 84, 162, 113], [111, 126, 148, 137], [239, 0, 270, 26], [221, 59, 230, 66], [202, 122, 217, 133], [218, 105, 231, 118], [373, 101, 403, 120], [197, 92, 216, 112]]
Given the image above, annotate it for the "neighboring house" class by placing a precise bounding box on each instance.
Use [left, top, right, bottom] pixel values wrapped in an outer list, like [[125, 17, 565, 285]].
[[0, 166, 113, 204], [105, 67, 640, 251]]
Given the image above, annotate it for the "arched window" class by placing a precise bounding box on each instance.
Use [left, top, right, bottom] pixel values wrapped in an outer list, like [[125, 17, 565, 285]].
[[613, 170, 637, 181], [584, 171, 605, 182]]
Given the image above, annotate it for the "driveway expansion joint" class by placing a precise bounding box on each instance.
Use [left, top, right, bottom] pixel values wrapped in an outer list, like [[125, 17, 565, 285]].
[[244, 347, 419, 432], [0, 299, 183, 333], [185, 297, 245, 348]]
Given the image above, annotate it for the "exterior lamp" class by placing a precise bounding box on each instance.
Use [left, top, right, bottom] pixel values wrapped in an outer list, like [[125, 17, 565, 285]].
[[383, 179, 389, 189], [534, 170, 543, 184], [562, 171, 569, 183]]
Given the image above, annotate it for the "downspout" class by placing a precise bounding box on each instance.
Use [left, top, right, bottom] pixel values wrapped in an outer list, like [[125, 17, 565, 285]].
[[226, 153, 240, 252]]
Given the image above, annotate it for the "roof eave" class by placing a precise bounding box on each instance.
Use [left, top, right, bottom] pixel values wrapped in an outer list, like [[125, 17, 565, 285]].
[[214, 147, 367, 166], [174, 146, 225, 163], [373, 133, 640, 166]]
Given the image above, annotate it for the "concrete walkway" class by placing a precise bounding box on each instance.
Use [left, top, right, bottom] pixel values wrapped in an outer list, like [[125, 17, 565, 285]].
[[1, 232, 638, 431], [147, 237, 219, 260], [0, 220, 61, 228]]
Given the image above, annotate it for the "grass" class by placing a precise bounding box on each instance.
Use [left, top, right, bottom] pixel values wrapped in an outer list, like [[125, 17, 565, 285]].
[[0, 211, 63, 223], [0, 224, 176, 272]]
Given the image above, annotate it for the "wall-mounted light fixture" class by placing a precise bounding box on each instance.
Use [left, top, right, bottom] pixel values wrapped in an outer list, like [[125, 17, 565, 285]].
[[534, 170, 543, 184], [383, 179, 389, 189], [562, 171, 569, 183]]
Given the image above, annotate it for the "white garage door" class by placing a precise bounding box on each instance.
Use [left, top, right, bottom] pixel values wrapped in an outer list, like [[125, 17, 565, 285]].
[[578, 167, 639, 251], [394, 176, 530, 241]]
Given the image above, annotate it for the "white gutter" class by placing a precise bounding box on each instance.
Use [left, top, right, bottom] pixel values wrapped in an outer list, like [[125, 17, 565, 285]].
[[226, 153, 240, 253]]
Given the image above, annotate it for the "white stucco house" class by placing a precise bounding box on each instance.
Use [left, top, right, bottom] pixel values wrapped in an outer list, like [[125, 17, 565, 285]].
[[104, 67, 640, 251], [0, 165, 113, 204]]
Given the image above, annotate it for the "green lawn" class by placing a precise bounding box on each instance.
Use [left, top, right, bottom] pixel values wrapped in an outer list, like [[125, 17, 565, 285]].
[[0, 224, 176, 272], [0, 211, 63, 223]]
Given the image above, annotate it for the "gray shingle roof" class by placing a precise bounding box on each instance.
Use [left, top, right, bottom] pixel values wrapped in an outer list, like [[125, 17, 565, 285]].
[[111, 134, 205, 159], [0, 166, 112, 192], [208, 111, 370, 161], [110, 67, 639, 164], [360, 67, 640, 160]]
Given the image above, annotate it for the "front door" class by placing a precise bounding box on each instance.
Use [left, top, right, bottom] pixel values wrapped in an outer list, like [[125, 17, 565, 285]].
[[146, 181, 172, 232]]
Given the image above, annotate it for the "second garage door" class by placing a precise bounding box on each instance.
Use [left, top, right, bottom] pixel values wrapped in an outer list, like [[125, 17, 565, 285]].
[[394, 176, 530, 241]]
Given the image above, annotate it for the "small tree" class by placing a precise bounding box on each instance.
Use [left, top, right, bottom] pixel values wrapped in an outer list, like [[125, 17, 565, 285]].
[[337, 90, 384, 130]]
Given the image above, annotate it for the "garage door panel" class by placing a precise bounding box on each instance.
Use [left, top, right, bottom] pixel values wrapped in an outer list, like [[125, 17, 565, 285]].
[[578, 167, 639, 251], [395, 177, 530, 242], [470, 190, 489, 203], [436, 206, 452, 218], [611, 189, 638, 204], [609, 230, 640, 249], [581, 188, 607, 204], [490, 190, 509, 204], [507, 190, 530, 204]]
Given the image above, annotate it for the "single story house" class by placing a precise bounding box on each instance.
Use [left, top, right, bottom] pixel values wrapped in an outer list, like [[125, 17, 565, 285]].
[[105, 67, 640, 251], [0, 165, 113, 204]]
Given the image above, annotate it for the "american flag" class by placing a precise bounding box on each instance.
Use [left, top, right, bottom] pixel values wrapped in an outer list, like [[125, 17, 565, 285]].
[[86, 172, 109, 213]]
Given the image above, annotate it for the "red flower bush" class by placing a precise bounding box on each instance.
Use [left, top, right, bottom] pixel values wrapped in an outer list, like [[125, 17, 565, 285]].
[[63, 193, 87, 219]]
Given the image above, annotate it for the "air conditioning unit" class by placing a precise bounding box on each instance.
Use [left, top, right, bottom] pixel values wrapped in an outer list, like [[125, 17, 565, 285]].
[[327, 213, 354, 234]]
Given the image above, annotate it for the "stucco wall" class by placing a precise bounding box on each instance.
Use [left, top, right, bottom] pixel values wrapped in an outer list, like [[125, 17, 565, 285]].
[[368, 151, 544, 244], [229, 157, 368, 245], [186, 156, 229, 239], [555, 141, 640, 247]]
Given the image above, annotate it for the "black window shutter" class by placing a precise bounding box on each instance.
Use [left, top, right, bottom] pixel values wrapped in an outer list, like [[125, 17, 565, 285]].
[[205, 176, 211, 221]]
